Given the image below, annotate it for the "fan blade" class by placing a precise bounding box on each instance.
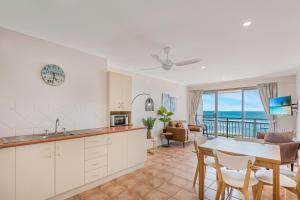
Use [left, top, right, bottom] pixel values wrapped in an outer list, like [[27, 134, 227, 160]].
[[174, 58, 202, 66], [141, 66, 161, 71], [151, 54, 165, 64]]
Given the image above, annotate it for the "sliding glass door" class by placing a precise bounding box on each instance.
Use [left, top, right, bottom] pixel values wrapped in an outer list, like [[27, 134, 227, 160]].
[[197, 88, 269, 138], [218, 90, 242, 137], [199, 92, 216, 134], [243, 89, 268, 137]]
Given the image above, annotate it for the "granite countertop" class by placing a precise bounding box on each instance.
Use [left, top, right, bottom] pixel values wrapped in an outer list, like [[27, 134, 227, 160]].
[[0, 125, 145, 149]]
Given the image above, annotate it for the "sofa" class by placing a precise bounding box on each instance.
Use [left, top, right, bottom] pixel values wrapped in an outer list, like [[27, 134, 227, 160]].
[[165, 120, 203, 147], [257, 132, 300, 171]]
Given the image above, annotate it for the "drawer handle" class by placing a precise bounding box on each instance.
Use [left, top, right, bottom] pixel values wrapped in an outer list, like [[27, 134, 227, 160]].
[[92, 152, 100, 154]]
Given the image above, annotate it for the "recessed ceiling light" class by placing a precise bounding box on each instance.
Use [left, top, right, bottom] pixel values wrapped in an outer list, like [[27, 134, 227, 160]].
[[201, 66, 206, 69], [242, 21, 252, 27]]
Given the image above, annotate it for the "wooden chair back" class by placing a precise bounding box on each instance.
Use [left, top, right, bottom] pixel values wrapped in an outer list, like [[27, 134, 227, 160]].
[[194, 136, 207, 155], [295, 150, 300, 189]]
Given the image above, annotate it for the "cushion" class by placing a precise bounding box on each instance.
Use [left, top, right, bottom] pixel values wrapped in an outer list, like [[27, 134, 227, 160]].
[[264, 132, 293, 143], [169, 121, 176, 127], [221, 169, 258, 188], [256, 169, 297, 188], [257, 132, 266, 139], [176, 122, 184, 128]]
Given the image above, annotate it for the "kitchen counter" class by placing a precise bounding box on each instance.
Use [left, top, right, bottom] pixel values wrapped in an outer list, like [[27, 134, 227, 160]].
[[0, 126, 145, 149]]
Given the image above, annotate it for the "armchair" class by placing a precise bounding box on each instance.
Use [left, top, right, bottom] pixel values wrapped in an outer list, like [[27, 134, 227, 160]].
[[165, 120, 204, 147]]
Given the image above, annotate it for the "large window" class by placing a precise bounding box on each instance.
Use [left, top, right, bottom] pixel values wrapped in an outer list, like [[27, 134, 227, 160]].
[[197, 88, 269, 137]]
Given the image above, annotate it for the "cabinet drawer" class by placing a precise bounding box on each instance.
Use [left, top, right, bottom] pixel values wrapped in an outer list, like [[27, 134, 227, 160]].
[[85, 146, 107, 160], [85, 166, 107, 184], [85, 156, 107, 172], [85, 135, 108, 148]]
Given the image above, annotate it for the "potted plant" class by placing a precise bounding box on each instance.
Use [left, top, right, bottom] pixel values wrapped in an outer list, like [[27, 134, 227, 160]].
[[142, 117, 156, 139], [157, 106, 174, 133]]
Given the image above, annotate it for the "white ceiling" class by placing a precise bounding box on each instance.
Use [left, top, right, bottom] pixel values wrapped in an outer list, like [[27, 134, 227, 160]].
[[0, 0, 300, 85]]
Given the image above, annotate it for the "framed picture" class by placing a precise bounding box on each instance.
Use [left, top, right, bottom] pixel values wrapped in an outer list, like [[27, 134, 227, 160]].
[[162, 93, 170, 109], [170, 97, 177, 113]]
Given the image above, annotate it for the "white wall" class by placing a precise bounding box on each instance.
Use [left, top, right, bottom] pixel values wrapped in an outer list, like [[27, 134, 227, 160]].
[[108, 68, 188, 143], [189, 75, 297, 132], [0, 27, 108, 137], [296, 67, 300, 139]]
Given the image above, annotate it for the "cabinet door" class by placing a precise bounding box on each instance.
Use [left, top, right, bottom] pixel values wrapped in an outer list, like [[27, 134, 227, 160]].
[[108, 72, 122, 111], [107, 132, 127, 175], [0, 147, 15, 200], [55, 138, 84, 194], [127, 130, 147, 167], [16, 142, 55, 200], [121, 74, 132, 111]]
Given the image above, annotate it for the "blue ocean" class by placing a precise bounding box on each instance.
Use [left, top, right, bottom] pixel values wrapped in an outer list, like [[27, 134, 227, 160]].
[[200, 111, 269, 137], [202, 111, 267, 120]]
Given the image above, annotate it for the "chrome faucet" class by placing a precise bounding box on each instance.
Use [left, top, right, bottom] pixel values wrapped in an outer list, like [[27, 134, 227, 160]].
[[55, 118, 60, 134]]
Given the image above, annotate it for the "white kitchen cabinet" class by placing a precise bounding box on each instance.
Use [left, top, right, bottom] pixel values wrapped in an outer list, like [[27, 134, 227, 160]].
[[107, 132, 128, 175], [84, 135, 108, 184], [108, 71, 132, 111], [121, 74, 132, 111], [127, 130, 147, 167], [55, 138, 84, 194], [0, 147, 15, 200], [16, 142, 55, 200]]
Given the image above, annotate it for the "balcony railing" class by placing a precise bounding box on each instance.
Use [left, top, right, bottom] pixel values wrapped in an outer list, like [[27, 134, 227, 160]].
[[195, 115, 269, 138]]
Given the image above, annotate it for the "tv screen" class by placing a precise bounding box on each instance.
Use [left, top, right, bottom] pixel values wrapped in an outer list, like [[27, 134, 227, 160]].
[[269, 96, 292, 115]]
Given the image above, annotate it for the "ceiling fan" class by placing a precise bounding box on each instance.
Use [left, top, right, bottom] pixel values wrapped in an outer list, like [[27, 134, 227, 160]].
[[142, 47, 202, 71]]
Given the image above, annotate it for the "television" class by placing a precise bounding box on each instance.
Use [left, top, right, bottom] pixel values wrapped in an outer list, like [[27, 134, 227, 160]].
[[269, 96, 292, 115]]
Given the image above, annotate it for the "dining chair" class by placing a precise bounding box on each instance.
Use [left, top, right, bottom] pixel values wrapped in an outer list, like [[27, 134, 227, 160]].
[[193, 136, 215, 187], [254, 150, 300, 199], [214, 150, 259, 200]]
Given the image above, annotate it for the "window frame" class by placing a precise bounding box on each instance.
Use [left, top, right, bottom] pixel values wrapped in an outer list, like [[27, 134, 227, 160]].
[[199, 87, 267, 137]]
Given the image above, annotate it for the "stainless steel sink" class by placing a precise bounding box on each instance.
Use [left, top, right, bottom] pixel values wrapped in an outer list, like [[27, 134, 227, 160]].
[[44, 132, 79, 138], [1, 132, 80, 144], [1, 135, 46, 144]]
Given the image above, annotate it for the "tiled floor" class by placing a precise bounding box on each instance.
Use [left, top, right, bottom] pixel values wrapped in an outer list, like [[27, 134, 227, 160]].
[[68, 142, 298, 200]]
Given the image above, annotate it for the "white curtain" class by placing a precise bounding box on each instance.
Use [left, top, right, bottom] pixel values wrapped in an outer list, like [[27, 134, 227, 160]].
[[257, 82, 278, 131], [188, 90, 203, 125]]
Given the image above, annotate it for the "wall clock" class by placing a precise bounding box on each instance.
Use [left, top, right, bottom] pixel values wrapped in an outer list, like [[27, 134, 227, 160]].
[[41, 64, 65, 86]]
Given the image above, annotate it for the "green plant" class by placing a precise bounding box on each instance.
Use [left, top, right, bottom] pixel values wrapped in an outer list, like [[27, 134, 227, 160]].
[[157, 106, 174, 128], [142, 117, 156, 139]]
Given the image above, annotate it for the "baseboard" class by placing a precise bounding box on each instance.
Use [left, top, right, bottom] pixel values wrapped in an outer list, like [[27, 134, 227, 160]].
[[47, 163, 144, 200]]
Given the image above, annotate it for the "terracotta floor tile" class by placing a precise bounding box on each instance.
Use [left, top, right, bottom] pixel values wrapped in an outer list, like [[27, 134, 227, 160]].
[[129, 182, 153, 197], [65, 195, 81, 200], [114, 190, 142, 200], [184, 183, 199, 194], [134, 171, 153, 182], [143, 189, 170, 200], [145, 176, 165, 188], [172, 189, 198, 200], [117, 178, 140, 190], [67, 142, 298, 200], [79, 188, 111, 200], [100, 182, 125, 198], [156, 181, 182, 196], [154, 171, 173, 181], [168, 176, 190, 187]]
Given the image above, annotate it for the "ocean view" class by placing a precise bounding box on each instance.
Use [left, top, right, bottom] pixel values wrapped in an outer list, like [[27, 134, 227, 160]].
[[202, 111, 267, 120], [199, 111, 269, 137]]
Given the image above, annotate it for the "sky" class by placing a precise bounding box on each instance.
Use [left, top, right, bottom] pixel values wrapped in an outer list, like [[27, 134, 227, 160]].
[[202, 90, 265, 112]]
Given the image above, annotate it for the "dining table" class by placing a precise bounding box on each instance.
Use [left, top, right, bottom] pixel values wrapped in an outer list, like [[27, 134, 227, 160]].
[[198, 138, 281, 200]]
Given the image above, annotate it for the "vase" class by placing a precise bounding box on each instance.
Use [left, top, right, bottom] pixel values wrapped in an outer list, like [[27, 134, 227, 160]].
[[147, 129, 152, 139]]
